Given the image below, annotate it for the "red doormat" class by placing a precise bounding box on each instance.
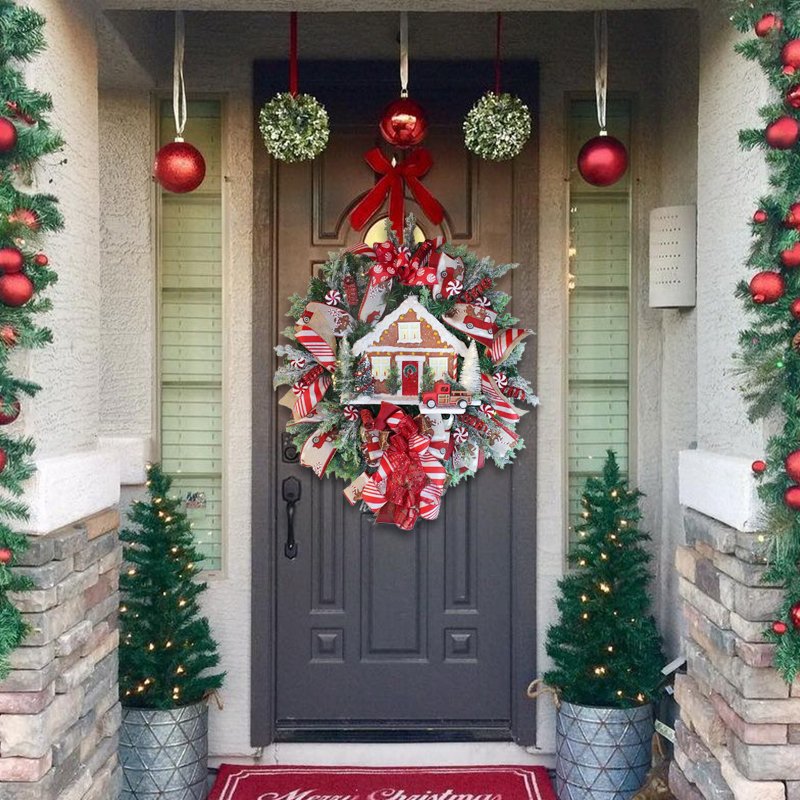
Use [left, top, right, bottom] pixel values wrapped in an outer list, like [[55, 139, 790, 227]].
[[209, 764, 556, 800]]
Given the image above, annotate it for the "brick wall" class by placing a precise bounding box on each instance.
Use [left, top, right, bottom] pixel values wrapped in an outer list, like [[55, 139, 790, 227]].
[[670, 508, 800, 800], [0, 509, 122, 800]]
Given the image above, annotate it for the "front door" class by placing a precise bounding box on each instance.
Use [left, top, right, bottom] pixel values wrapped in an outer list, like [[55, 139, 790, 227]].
[[253, 60, 538, 743], [401, 361, 419, 396]]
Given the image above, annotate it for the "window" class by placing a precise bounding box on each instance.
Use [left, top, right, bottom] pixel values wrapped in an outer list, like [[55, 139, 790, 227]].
[[429, 357, 449, 380], [158, 99, 223, 572], [567, 98, 633, 540], [371, 356, 391, 379], [398, 321, 422, 343]]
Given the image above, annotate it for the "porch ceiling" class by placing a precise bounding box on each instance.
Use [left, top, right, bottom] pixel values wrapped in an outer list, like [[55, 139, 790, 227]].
[[99, 0, 695, 10]]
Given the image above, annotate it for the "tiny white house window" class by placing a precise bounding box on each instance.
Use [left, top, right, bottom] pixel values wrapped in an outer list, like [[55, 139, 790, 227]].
[[429, 357, 449, 380], [398, 321, 422, 343], [371, 356, 391, 379]]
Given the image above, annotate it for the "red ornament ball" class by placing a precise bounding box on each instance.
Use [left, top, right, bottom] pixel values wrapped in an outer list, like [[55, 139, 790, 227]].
[[788, 86, 800, 110], [752, 460, 767, 474], [785, 486, 800, 510], [0, 399, 20, 425], [0, 117, 17, 153], [792, 603, 800, 630], [0, 548, 11, 565], [792, 298, 800, 319], [0, 448, 7, 474], [0, 326, 17, 347], [787, 204, 800, 228], [153, 139, 206, 194], [0, 247, 23, 274], [782, 242, 800, 268], [750, 271, 785, 304], [783, 39, 800, 70], [8, 208, 39, 230], [578, 135, 628, 187], [379, 97, 429, 149], [756, 13, 783, 37], [773, 620, 789, 636], [33, 253, 48, 267], [0, 273, 33, 307], [766, 116, 800, 150], [754, 209, 769, 224], [786, 451, 800, 482]]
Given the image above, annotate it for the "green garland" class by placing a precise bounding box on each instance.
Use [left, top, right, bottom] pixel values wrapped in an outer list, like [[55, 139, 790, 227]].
[[463, 91, 532, 162], [732, 2, 800, 682], [0, 1, 63, 679], [258, 91, 329, 163]]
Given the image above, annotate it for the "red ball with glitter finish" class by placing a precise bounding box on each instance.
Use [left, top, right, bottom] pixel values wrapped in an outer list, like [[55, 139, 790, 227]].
[[0, 400, 20, 425], [788, 86, 800, 110], [766, 116, 800, 150], [782, 243, 800, 268], [379, 98, 428, 149], [8, 208, 39, 230], [749, 271, 785, 304], [0, 273, 33, 307], [792, 603, 800, 630], [785, 486, 800, 511], [786, 451, 800, 482], [0, 247, 23, 274], [0, 548, 11, 565], [783, 40, 800, 70], [756, 13, 783, 37], [578, 135, 628, 187], [0, 117, 17, 153], [754, 209, 768, 224], [752, 460, 767, 474], [773, 620, 789, 635], [153, 139, 206, 194]]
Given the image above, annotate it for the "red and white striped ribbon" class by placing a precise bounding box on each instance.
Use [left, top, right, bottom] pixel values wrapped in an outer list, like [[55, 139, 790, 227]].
[[292, 372, 331, 421], [480, 373, 520, 423], [295, 324, 337, 372], [488, 327, 532, 365]]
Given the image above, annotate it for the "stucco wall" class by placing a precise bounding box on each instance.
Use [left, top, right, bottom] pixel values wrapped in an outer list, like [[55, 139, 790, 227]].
[[98, 8, 701, 759]]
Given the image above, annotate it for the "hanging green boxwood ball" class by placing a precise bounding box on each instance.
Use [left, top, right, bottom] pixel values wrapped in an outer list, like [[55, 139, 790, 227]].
[[463, 91, 532, 162], [258, 92, 330, 163]]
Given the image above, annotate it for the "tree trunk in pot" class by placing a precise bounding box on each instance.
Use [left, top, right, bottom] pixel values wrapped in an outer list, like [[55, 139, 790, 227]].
[[120, 701, 209, 800], [555, 701, 653, 800]]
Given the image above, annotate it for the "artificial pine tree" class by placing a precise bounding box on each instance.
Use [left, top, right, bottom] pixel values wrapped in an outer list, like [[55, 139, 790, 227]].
[[385, 362, 400, 394], [545, 451, 664, 707], [334, 336, 354, 399], [0, 2, 63, 679], [422, 363, 435, 393], [119, 464, 224, 708], [459, 340, 481, 397], [353, 355, 375, 396]]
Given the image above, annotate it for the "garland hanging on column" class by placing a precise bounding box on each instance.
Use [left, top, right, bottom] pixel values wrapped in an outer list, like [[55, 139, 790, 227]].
[[733, 2, 800, 682], [0, 1, 63, 678]]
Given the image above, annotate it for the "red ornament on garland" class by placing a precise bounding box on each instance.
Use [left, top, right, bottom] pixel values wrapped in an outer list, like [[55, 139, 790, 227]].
[[0, 117, 17, 153], [791, 603, 800, 630], [153, 139, 206, 194], [791, 298, 800, 319], [749, 271, 785, 304], [785, 486, 800, 510], [0, 247, 23, 274], [33, 253, 48, 267], [773, 620, 789, 635], [786, 451, 800, 482], [379, 97, 428, 149], [0, 273, 33, 307], [752, 460, 767, 474], [766, 116, 800, 150], [0, 448, 7, 474], [754, 209, 769, 224], [577, 134, 628, 187], [0, 548, 11, 565], [783, 40, 800, 71], [0, 326, 18, 347], [0, 400, 20, 425], [755, 13, 783, 37], [786, 204, 800, 228], [788, 86, 800, 110], [8, 208, 39, 230], [782, 242, 800, 268]]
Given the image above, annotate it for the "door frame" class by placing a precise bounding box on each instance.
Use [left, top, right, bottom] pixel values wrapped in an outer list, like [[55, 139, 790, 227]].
[[251, 59, 539, 746]]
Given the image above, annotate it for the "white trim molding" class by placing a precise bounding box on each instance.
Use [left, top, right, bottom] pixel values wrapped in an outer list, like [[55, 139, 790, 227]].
[[679, 449, 763, 533]]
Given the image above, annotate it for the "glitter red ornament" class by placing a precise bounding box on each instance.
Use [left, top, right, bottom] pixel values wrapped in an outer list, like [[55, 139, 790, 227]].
[[577, 135, 628, 187], [783, 40, 800, 71], [0, 400, 20, 425], [0, 273, 33, 307], [782, 243, 800, 268], [773, 620, 789, 635], [752, 460, 767, 474], [153, 139, 206, 194], [33, 253, 48, 267], [8, 208, 39, 230], [766, 117, 800, 150], [792, 603, 800, 630], [755, 13, 783, 37], [379, 97, 428, 149], [0, 548, 11, 565], [749, 271, 785, 304], [754, 209, 768, 224], [786, 451, 800, 482], [0, 247, 23, 274], [785, 486, 800, 511], [0, 117, 17, 153]]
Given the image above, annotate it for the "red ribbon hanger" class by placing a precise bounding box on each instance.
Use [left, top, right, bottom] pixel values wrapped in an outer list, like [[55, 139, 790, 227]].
[[289, 12, 298, 96], [495, 12, 503, 95]]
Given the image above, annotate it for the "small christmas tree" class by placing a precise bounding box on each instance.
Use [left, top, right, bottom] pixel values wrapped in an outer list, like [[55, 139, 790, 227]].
[[334, 337, 354, 399], [119, 464, 224, 709], [459, 341, 481, 397], [422, 364, 435, 393], [385, 362, 400, 394], [545, 451, 664, 707], [353, 355, 374, 396]]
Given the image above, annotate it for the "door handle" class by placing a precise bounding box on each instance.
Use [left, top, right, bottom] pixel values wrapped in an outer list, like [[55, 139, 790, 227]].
[[282, 477, 302, 560]]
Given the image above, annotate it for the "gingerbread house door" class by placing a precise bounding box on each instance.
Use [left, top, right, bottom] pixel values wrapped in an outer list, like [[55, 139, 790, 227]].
[[253, 60, 538, 745]]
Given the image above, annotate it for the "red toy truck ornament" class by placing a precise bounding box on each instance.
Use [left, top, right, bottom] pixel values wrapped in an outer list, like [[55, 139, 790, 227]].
[[421, 381, 472, 410]]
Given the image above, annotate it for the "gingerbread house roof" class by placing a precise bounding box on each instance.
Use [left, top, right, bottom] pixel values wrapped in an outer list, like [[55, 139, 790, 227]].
[[352, 296, 469, 358]]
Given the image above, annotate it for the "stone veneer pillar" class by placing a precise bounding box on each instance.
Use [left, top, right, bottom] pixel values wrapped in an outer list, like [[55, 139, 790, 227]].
[[670, 508, 800, 800], [0, 509, 122, 799]]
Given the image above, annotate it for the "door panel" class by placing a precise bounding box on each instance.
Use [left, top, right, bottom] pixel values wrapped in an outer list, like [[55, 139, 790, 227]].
[[254, 60, 538, 742]]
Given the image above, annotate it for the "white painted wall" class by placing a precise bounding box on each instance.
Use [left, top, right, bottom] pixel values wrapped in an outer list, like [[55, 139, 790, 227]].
[[98, 7, 702, 759]]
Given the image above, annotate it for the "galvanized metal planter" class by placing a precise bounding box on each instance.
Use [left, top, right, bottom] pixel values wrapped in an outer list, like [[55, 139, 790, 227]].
[[555, 701, 653, 800], [120, 701, 209, 800]]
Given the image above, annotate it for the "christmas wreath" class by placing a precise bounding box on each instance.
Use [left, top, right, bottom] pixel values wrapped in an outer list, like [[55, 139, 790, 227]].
[[274, 218, 538, 530]]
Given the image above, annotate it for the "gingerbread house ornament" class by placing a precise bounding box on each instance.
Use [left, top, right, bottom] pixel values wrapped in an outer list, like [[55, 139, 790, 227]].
[[349, 296, 468, 404]]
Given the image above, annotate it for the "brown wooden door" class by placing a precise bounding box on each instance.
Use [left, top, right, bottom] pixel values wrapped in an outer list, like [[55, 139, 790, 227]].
[[253, 61, 538, 743]]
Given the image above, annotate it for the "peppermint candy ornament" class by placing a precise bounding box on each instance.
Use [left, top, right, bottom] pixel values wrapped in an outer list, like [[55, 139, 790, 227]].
[[290, 356, 307, 369], [445, 280, 464, 298], [453, 427, 469, 444], [325, 289, 343, 306], [493, 372, 508, 390], [343, 405, 359, 421], [474, 296, 492, 308], [479, 403, 497, 418]]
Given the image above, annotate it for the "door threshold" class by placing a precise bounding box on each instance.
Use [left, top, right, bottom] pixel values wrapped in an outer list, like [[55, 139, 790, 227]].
[[275, 727, 512, 744]]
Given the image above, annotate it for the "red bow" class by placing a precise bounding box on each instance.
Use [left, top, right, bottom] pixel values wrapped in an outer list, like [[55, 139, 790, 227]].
[[349, 147, 445, 238], [368, 239, 440, 289]]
